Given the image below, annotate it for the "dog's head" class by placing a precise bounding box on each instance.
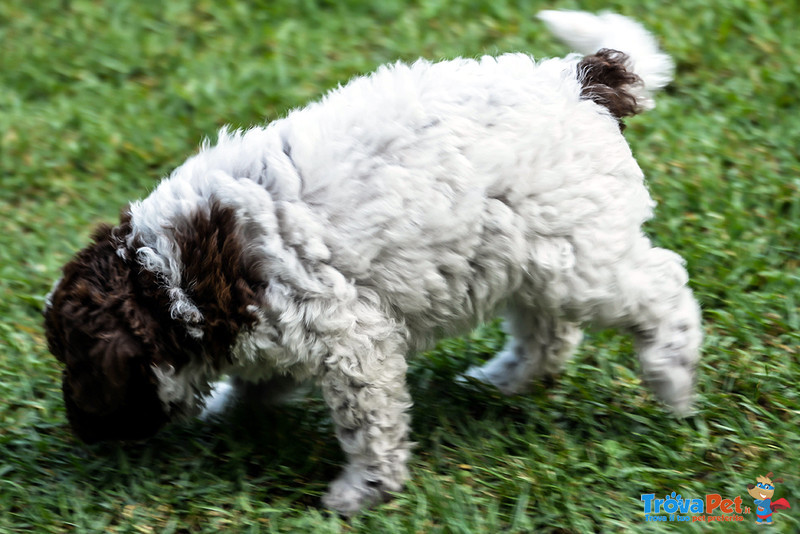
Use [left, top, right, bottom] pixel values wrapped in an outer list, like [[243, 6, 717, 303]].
[[44, 221, 188, 443], [45, 203, 265, 443]]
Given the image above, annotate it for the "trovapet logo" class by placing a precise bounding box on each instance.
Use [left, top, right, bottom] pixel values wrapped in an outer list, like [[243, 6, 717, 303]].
[[641, 473, 791, 524], [641, 492, 747, 523]]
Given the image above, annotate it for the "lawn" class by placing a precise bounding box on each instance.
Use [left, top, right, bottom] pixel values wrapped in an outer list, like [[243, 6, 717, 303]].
[[1, 0, 798, 532]]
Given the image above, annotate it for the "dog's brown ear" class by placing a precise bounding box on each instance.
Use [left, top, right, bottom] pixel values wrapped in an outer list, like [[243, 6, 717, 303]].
[[64, 330, 140, 415], [100, 330, 139, 388], [774, 477, 784, 484], [95, 329, 149, 412], [747, 484, 755, 489], [766, 472, 774, 479]]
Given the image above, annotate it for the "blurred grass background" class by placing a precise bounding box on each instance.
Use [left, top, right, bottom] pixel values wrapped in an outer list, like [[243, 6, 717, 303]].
[[1, 0, 798, 532]]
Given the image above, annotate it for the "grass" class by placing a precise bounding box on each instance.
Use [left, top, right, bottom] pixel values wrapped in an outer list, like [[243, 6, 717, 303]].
[[1, 0, 798, 531]]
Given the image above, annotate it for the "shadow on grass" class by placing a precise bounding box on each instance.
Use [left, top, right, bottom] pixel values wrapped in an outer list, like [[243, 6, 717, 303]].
[[6, 336, 668, 523]]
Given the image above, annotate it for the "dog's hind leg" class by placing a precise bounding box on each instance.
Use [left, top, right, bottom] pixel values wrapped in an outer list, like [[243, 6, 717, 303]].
[[319, 314, 413, 515], [582, 244, 702, 414], [463, 309, 583, 395], [635, 285, 701, 415]]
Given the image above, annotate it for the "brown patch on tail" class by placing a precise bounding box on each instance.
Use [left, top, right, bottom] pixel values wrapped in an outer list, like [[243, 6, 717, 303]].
[[577, 49, 643, 129]]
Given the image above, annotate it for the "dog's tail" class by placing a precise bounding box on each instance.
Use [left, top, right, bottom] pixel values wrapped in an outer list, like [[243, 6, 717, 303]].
[[538, 10, 674, 119]]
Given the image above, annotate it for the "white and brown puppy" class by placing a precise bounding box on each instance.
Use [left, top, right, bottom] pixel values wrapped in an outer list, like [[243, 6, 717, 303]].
[[44, 11, 701, 514]]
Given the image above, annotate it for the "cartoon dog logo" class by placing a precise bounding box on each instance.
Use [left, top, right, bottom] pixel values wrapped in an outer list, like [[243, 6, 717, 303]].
[[747, 472, 791, 524]]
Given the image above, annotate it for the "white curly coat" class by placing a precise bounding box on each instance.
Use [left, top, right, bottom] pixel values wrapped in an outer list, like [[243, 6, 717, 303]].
[[121, 11, 700, 513]]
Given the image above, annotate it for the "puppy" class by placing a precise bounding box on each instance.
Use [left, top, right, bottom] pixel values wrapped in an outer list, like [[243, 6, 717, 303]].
[[44, 10, 701, 514]]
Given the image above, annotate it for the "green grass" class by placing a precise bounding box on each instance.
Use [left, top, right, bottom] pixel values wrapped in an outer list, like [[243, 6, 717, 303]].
[[1, 0, 798, 532]]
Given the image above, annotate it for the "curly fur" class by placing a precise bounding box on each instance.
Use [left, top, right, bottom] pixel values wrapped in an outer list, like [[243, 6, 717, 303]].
[[578, 49, 643, 129], [44, 10, 701, 514]]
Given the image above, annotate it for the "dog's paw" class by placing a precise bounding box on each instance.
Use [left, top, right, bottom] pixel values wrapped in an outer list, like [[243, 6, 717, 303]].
[[459, 351, 531, 396], [639, 333, 699, 417], [322, 469, 392, 516]]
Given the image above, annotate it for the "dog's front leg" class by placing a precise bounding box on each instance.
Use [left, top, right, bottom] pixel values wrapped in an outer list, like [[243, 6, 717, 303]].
[[319, 333, 413, 515]]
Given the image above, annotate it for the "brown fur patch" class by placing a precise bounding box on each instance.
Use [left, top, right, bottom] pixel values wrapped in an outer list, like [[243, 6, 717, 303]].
[[175, 203, 262, 361], [577, 49, 642, 129], [46, 202, 263, 443], [44, 216, 190, 442]]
